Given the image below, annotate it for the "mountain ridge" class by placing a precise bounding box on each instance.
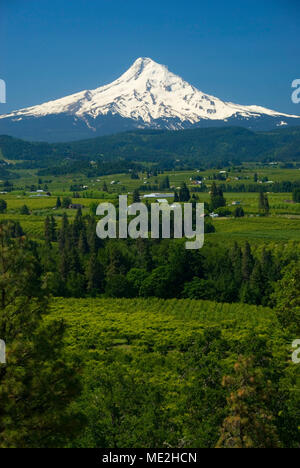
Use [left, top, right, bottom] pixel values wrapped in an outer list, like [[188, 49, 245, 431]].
[[0, 57, 299, 142]]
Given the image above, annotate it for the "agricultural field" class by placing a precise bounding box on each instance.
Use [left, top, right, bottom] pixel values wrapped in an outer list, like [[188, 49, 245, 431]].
[[1, 158, 300, 449], [1, 163, 300, 244], [44, 297, 299, 448]]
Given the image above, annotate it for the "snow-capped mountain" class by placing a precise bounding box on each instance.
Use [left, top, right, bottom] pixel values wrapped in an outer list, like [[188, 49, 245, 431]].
[[0, 57, 299, 142]]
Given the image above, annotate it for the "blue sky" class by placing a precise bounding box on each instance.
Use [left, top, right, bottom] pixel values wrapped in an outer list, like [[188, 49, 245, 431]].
[[0, 0, 299, 115]]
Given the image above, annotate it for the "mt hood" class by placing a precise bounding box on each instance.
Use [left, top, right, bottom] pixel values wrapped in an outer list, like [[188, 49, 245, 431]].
[[0, 57, 299, 142]]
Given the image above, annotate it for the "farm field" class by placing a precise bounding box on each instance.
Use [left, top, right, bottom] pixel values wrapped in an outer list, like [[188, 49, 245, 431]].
[[45, 297, 299, 448]]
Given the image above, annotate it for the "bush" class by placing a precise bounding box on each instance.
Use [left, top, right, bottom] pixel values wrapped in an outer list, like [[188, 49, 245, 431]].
[[214, 207, 232, 217]]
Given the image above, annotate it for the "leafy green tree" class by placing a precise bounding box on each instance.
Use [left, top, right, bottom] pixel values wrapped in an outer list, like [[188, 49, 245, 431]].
[[105, 274, 132, 298], [62, 197, 72, 209], [126, 268, 149, 296], [272, 262, 300, 333], [258, 191, 270, 215], [182, 277, 216, 300]]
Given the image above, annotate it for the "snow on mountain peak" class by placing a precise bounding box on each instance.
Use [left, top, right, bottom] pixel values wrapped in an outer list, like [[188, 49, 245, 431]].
[[1, 57, 299, 127]]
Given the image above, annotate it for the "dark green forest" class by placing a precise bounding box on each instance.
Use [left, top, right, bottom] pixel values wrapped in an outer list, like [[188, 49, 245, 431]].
[[1, 126, 300, 177]]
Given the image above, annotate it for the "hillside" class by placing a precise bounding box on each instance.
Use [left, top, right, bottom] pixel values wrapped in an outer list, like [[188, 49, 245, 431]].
[[0, 126, 300, 176]]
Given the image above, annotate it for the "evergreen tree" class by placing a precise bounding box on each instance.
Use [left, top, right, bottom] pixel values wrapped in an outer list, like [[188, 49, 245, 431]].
[[210, 182, 226, 210], [50, 215, 57, 242], [20, 205, 30, 215], [72, 208, 84, 245], [258, 191, 270, 215], [86, 253, 102, 295], [133, 189, 141, 203], [179, 182, 190, 202], [78, 230, 89, 256], [230, 242, 242, 287], [56, 197, 62, 209], [0, 200, 7, 213], [44, 216, 52, 248], [59, 248, 69, 282], [174, 191, 179, 202], [233, 206, 244, 218], [216, 356, 281, 448], [0, 224, 84, 447], [249, 260, 263, 305], [242, 242, 254, 282], [59, 213, 69, 251]]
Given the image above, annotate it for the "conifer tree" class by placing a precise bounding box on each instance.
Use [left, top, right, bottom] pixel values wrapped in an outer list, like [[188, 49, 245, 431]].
[[230, 242, 242, 286], [210, 182, 226, 210], [242, 241, 254, 282], [133, 189, 141, 203], [50, 215, 57, 242], [44, 216, 52, 247], [216, 356, 281, 448], [78, 230, 89, 255], [179, 182, 190, 202], [249, 260, 263, 305], [86, 253, 102, 294], [59, 213, 69, 251], [0, 224, 84, 447]]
